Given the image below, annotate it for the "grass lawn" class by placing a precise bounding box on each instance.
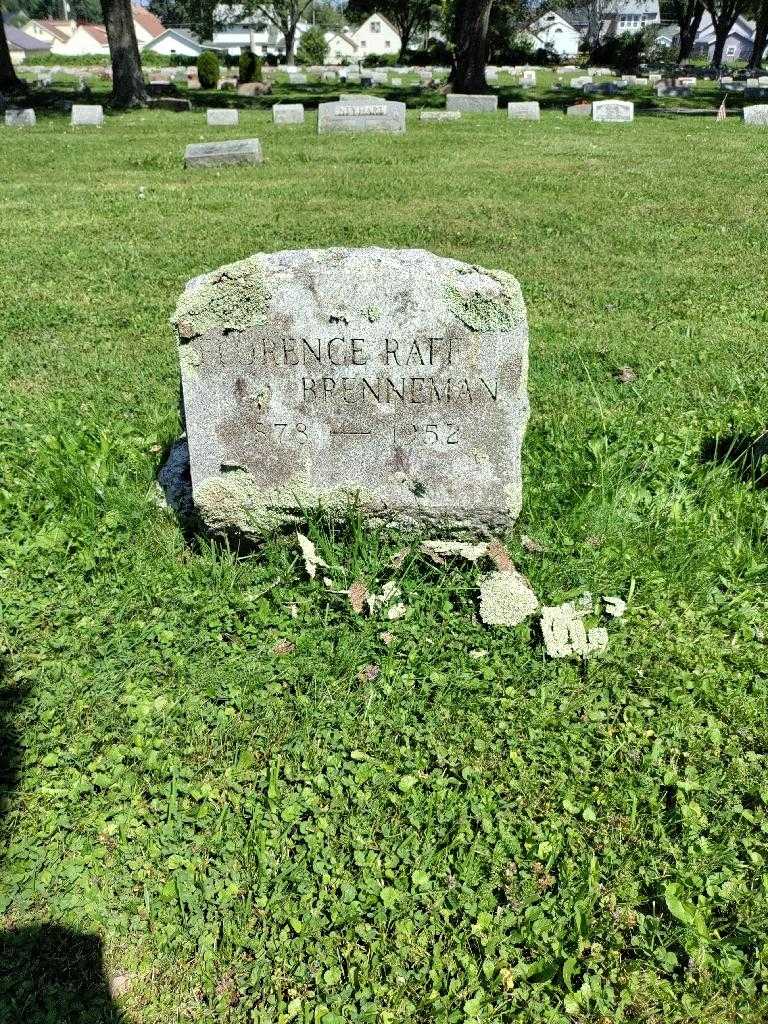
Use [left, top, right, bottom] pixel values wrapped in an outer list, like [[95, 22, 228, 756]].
[[1, 104, 768, 1024]]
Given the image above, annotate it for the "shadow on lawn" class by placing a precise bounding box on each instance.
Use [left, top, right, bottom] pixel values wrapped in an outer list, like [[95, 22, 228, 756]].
[[701, 431, 768, 487], [0, 666, 127, 1024]]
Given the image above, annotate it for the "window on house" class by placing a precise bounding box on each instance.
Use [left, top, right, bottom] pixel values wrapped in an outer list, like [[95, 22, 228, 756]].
[[371, 20, 381, 32], [385, 39, 390, 47]]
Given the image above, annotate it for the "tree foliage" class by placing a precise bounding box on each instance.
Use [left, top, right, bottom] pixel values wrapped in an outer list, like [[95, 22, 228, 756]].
[[148, 0, 218, 40], [242, 0, 315, 60], [197, 47, 220, 86], [296, 24, 328, 63], [702, 0, 747, 65]]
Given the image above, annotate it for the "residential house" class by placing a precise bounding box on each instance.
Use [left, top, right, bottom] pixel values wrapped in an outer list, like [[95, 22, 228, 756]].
[[4, 22, 52, 63], [324, 30, 359, 63], [694, 12, 762, 62], [350, 13, 400, 59], [131, 5, 166, 47], [602, 0, 660, 36], [19, 18, 76, 46], [212, 4, 310, 56], [52, 22, 110, 55], [525, 10, 583, 56], [142, 27, 206, 57]]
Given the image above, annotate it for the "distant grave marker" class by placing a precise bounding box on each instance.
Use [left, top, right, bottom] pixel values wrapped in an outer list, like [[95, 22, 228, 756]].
[[184, 138, 263, 168]]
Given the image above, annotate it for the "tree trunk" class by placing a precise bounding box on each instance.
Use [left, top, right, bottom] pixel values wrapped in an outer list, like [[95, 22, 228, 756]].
[[676, 0, 704, 62], [101, 0, 148, 107], [284, 25, 297, 61], [710, 20, 731, 66], [749, 2, 768, 68], [452, 0, 493, 93], [399, 26, 412, 59], [0, 18, 23, 93]]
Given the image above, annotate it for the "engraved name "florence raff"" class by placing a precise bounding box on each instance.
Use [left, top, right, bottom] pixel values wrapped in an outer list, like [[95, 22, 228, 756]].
[[200, 334, 504, 405]]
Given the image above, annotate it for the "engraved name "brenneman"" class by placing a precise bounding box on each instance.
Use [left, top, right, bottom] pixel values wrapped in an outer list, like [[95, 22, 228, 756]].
[[301, 375, 499, 404]]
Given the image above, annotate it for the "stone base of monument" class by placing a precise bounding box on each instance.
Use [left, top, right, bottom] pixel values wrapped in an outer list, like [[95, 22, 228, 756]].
[[170, 247, 529, 539]]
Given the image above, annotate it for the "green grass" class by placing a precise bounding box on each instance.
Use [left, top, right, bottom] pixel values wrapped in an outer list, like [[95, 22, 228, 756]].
[[1, 107, 767, 1024]]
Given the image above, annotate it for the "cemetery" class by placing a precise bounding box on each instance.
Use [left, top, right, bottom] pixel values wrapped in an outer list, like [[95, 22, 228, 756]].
[[1, 5, 768, 1022]]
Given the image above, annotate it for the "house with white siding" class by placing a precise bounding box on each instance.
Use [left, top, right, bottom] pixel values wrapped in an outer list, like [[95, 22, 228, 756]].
[[525, 10, 582, 56], [350, 13, 400, 59]]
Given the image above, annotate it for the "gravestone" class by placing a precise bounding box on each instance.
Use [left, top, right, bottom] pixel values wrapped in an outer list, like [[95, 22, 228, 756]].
[[571, 75, 593, 88], [172, 247, 529, 537], [273, 103, 305, 124], [420, 109, 461, 121], [207, 108, 239, 126], [520, 70, 536, 86], [655, 83, 691, 97], [744, 105, 768, 125], [318, 100, 405, 133], [507, 101, 540, 120], [446, 94, 498, 113], [184, 138, 263, 168], [71, 104, 103, 127], [5, 107, 36, 127], [567, 102, 592, 117], [288, 73, 308, 85], [593, 99, 633, 122]]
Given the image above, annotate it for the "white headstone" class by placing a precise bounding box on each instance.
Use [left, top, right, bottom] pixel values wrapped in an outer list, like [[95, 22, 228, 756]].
[[273, 103, 305, 125], [744, 105, 768, 126], [592, 100, 633, 123], [507, 101, 540, 120], [206, 108, 239, 126], [5, 107, 36, 127], [446, 94, 498, 113], [318, 100, 405, 133], [71, 104, 103, 127]]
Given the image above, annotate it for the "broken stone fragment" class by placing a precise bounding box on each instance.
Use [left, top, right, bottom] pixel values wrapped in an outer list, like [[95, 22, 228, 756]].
[[479, 570, 540, 626], [540, 601, 607, 658], [603, 595, 627, 618], [421, 539, 489, 562]]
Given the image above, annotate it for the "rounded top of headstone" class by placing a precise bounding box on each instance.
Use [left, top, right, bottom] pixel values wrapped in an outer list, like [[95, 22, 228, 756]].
[[172, 247, 526, 342]]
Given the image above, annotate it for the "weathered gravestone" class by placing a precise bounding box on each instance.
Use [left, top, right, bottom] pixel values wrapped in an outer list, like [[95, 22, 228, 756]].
[[184, 138, 263, 168], [507, 101, 540, 120], [172, 247, 529, 537], [287, 73, 308, 85], [207, 108, 239, 126], [593, 99, 633, 122], [71, 104, 103, 127], [744, 105, 768, 125], [446, 94, 498, 113], [420, 109, 461, 121], [5, 107, 36, 127], [318, 100, 405, 133], [567, 102, 592, 117], [273, 103, 305, 125]]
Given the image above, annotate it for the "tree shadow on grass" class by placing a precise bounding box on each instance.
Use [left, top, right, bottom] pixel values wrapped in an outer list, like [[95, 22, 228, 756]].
[[0, 668, 127, 1024], [701, 431, 768, 488]]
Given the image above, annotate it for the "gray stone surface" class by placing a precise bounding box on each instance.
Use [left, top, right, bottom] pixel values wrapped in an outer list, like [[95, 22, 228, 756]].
[[744, 104, 768, 125], [273, 102, 305, 124], [71, 104, 103, 127], [446, 94, 498, 113], [318, 100, 405, 133], [5, 107, 36, 127], [655, 83, 692, 97], [206, 107, 239, 126], [507, 101, 540, 120], [567, 102, 592, 117], [172, 247, 530, 537], [184, 138, 263, 168], [593, 99, 633, 122], [419, 109, 461, 121]]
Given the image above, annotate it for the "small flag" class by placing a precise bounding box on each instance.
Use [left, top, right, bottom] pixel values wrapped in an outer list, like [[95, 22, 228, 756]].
[[716, 98, 727, 121]]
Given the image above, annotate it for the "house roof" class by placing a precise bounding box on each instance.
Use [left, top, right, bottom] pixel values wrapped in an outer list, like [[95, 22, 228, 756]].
[[610, 0, 659, 15], [34, 19, 73, 42], [361, 12, 399, 37], [553, 7, 590, 29], [150, 26, 200, 44], [5, 24, 53, 51], [131, 4, 165, 38], [325, 30, 357, 47], [80, 23, 109, 44]]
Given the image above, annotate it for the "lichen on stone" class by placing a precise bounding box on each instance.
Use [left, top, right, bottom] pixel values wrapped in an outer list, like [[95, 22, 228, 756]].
[[171, 254, 269, 340], [446, 269, 525, 333]]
